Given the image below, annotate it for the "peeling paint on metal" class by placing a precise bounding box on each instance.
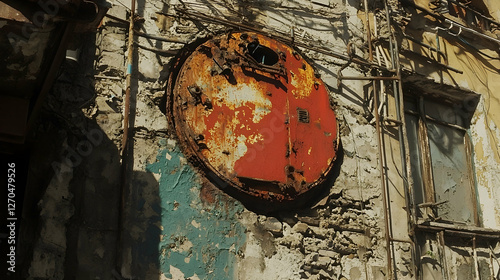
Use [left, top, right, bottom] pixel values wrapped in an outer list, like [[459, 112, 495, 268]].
[[147, 146, 246, 280], [169, 31, 339, 202]]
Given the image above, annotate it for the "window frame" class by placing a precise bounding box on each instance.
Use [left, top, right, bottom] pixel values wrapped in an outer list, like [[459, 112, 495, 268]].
[[404, 95, 480, 227]]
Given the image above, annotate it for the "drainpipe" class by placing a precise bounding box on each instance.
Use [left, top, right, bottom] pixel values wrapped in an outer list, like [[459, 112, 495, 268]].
[[381, 1, 396, 278], [122, 0, 136, 155], [116, 0, 136, 275], [372, 75, 393, 280]]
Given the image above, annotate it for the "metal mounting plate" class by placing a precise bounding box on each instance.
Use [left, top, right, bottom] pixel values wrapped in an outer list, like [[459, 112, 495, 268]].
[[168, 31, 339, 203]]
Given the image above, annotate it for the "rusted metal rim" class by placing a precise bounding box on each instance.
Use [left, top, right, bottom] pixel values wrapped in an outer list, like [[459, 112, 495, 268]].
[[166, 31, 339, 209]]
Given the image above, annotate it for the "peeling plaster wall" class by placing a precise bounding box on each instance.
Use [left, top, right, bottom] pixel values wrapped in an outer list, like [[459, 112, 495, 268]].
[[147, 146, 246, 280], [19, 0, 500, 280], [392, 0, 500, 279], [400, 0, 500, 229]]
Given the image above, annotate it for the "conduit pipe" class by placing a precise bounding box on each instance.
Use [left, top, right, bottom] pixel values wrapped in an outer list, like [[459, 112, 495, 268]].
[[134, 41, 180, 56], [446, 0, 500, 28], [372, 69, 393, 280], [364, 0, 373, 61], [473, 236, 480, 280], [379, 1, 398, 278], [373, 14, 388, 117], [134, 30, 188, 44], [116, 0, 135, 275], [380, 0, 418, 277], [340, 76, 400, 80], [391, 21, 418, 280], [405, 0, 500, 48], [444, 19, 500, 46], [122, 1, 135, 155]]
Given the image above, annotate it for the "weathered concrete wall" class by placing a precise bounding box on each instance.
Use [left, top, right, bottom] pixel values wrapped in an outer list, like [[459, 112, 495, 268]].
[[19, 0, 500, 279], [401, 0, 500, 231], [388, 0, 500, 279], [127, 1, 391, 279]]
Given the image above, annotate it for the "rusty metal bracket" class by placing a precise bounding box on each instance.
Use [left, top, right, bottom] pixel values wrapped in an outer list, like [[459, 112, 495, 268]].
[[337, 42, 354, 88], [210, 44, 232, 75], [238, 51, 287, 77], [383, 117, 403, 127]]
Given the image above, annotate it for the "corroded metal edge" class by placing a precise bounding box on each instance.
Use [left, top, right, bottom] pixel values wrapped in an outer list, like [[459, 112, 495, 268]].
[[166, 31, 340, 211]]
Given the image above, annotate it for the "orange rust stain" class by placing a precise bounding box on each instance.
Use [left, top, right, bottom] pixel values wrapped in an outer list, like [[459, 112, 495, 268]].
[[200, 183, 217, 204], [172, 32, 338, 201]]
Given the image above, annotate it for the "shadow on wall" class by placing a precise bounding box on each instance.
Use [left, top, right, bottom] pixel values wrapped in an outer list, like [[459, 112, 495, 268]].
[[119, 1, 248, 279], [4, 28, 162, 279], [241, 0, 353, 45]]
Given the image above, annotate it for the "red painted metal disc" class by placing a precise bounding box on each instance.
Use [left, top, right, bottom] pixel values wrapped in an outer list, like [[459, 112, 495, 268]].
[[169, 32, 338, 202]]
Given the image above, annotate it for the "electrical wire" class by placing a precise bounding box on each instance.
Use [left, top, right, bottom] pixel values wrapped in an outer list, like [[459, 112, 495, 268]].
[[113, 0, 131, 11], [456, 36, 500, 60]]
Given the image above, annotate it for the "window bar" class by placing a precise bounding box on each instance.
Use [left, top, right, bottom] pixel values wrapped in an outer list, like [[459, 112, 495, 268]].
[[489, 245, 499, 279], [447, 0, 500, 29], [437, 231, 451, 280], [473, 236, 480, 280], [417, 97, 436, 210]]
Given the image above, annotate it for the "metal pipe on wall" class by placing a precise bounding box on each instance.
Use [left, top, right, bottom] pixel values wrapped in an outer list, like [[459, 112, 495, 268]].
[[446, 0, 500, 28], [381, 1, 396, 278], [473, 236, 480, 280], [403, 33, 448, 64], [382, 0, 419, 277], [116, 0, 136, 275], [372, 70, 393, 280], [340, 76, 400, 80], [404, 0, 500, 48], [391, 12, 419, 280], [123, 0, 135, 155], [364, 0, 373, 61], [444, 19, 500, 46]]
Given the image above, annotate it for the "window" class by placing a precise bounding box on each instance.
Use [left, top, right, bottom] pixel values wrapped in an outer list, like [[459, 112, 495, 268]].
[[432, 0, 497, 32], [448, 0, 492, 31], [405, 94, 480, 225]]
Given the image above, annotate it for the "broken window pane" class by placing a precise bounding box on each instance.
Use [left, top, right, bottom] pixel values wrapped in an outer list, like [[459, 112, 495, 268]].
[[424, 99, 465, 127], [406, 114, 425, 206], [405, 96, 478, 225], [427, 122, 476, 224]]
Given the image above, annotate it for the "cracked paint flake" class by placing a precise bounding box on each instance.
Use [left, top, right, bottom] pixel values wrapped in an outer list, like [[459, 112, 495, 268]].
[[147, 146, 246, 280]]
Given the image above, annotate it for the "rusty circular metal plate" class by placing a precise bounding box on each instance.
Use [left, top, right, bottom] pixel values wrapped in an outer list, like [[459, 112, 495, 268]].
[[168, 32, 339, 203]]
